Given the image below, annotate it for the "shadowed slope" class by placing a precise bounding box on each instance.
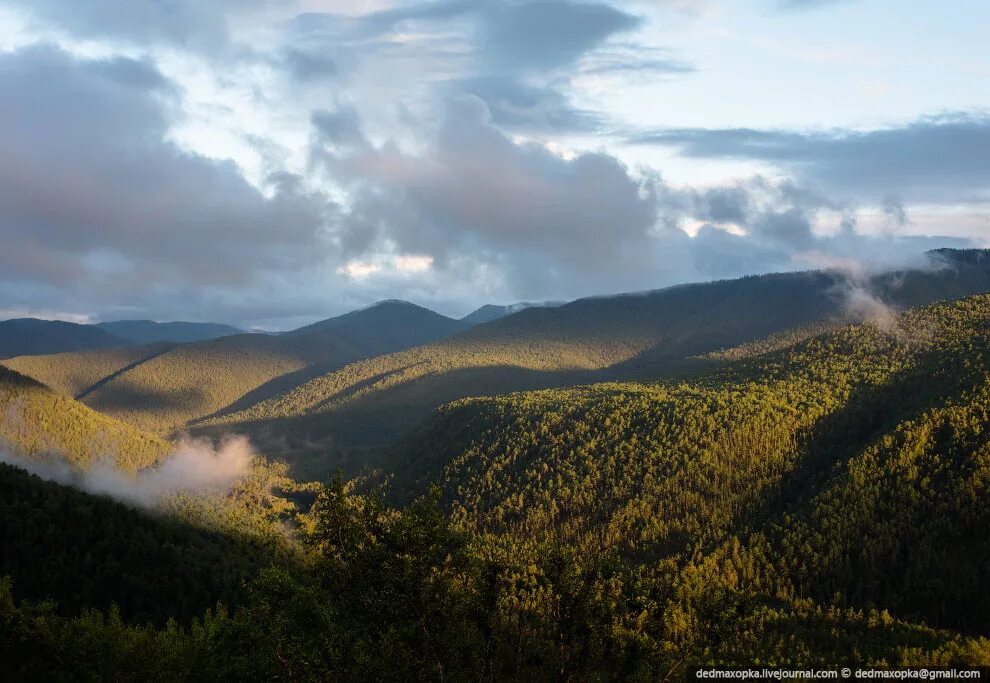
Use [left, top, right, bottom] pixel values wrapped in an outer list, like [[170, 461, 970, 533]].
[[2, 342, 177, 398], [0, 319, 126, 360], [203, 251, 990, 461], [77, 301, 472, 434], [95, 320, 242, 345]]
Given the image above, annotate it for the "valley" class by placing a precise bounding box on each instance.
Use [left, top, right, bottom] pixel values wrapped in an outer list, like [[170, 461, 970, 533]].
[[3, 251, 990, 677]]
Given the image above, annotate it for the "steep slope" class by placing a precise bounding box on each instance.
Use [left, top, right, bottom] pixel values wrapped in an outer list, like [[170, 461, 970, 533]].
[[6, 297, 990, 675], [0, 366, 169, 470], [459, 300, 564, 326], [79, 332, 358, 434], [96, 320, 242, 344], [0, 318, 126, 359], [76, 301, 470, 434], [389, 294, 990, 644], [2, 342, 177, 398], [205, 250, 990, 457], [0, 463, 271, 624], [285, 299, 467, 355]]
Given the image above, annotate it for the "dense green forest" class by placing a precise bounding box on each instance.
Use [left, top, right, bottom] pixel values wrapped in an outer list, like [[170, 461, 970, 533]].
[[3, 342, 177, 398], [202, 250, 990, 471], [2, 300, 471, 436], [0, 366, 169, 470], [4, 290, 990, 678]]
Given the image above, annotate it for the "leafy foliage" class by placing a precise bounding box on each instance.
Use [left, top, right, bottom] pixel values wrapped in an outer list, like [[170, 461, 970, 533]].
[[4, 268, 990, 678], [0, 366, 168, 470], [207, 251, 990, 465], [2, 342, 177, 398]]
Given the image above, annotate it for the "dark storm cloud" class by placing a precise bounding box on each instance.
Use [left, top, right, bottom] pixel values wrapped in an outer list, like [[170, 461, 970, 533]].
[[0, 45, 332, 294], [312, 97, 973, 303], [631, 114, 990, 205]]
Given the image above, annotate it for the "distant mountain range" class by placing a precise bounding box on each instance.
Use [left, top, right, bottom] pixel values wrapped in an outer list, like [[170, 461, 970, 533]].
[[5, 248, 990, 673], [459, 301, 564, 326], [0, 319, 125, 360], [95, 320, 243, 345], [0, 300, 561, 360], [2, 300, 475, 435], [0, 318, 241, 360], [5, 248, 990, 462]]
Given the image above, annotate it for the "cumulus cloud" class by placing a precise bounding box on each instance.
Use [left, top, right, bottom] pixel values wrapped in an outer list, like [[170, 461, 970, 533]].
[[0, 0, 982, 328], [314, 95, 673, 298], [0, 436, 254, 509], [458, 77, 603, 132], [0, 44, 333, 313]]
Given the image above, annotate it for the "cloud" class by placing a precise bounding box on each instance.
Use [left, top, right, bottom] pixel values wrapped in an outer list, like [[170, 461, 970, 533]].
[[478, 0, 641, 72], [315, 95, 669, 298], [286, 1, 650, 134], [630, 114, 990, 205], [779, 0, 851, 8], [282, 46, 339, 82], [8, 0, 283, 51], [0, 436, 254, 509], [0, 44, 333, 306], [458, 77, 603, 132]]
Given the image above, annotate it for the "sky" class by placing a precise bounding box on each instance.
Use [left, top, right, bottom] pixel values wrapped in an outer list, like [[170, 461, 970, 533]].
[[0, 0, 987, 329]]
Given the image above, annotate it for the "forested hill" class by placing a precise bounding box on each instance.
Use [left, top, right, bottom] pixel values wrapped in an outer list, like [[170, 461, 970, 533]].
[[3, 300, 473, 435], [95, 320, 242, 345], [0, 365, 168, 470], [283, 299, 467, 356], [203, 249, 990, 460], [0, 318, 126, 360], [381, 293, 990, 658], [2, 342, 178, 398], [6, 294, 990, 678]]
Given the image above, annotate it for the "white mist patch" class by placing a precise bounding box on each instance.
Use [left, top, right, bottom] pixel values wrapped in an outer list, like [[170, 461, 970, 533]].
[[842, 285, 899, 334], [793, 250, 902, 333], [0, 435, 254, 509]]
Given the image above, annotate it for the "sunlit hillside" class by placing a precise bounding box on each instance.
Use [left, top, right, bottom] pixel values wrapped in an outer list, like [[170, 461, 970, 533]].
[[0, 366, 169, 470], [2, 342, 177, 398], [7, 301, 471, 436], [203, 250, 990, 466]]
